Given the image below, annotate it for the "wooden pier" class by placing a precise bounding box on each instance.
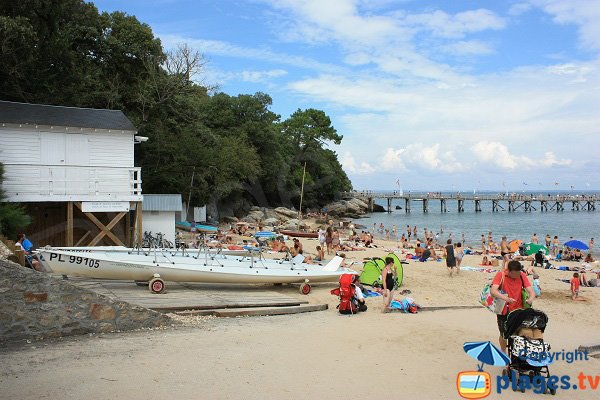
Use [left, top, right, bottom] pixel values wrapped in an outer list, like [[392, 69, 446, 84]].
[[341, 192, 598, 213]]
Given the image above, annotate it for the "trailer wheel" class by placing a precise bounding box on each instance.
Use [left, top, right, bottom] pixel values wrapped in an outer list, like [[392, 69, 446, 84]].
[[300, 283, 311, 295], [149, 278, 165, 294]]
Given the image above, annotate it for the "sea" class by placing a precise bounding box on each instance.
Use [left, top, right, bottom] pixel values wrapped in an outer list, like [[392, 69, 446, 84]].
[[354, 190, 600, 250]]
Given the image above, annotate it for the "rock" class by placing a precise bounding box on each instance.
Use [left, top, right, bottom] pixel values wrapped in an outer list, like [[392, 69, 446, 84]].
[[323, 199, 369, 217], [250, 206, 261, 212], [274, 207, 297, 219], [372, 203, 386, 212], [89, 304, 117, 321], [222, 216, 239, 223], [263, 218, 280, 226], [242, 210, 264, 222], [282, 219, 308, 230]]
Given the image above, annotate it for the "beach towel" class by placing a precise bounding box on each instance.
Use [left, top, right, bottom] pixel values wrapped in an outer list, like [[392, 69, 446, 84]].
[[390, 297, 418, 313], [364, 290, 381, 297], [461, 266, 497, 273]]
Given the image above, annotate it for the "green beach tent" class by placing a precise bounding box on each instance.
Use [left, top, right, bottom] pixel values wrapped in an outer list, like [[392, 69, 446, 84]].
[[358, 254, 404, 288], [359, 260, 382, 287]]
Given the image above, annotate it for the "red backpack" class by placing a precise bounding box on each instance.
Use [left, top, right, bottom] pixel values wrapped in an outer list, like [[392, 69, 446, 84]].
[[331, 274, 358, 314]]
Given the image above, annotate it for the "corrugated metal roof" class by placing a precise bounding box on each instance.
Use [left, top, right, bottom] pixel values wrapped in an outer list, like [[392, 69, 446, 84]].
[[0, 100, 137, 131], [142, 194, 183, 212]]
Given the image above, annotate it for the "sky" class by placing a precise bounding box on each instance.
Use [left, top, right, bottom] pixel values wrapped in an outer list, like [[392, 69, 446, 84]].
[[93, 0, 600, 192]]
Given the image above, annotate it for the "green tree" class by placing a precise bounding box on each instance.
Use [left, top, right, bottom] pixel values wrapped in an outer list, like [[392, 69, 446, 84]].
[[279, 109, 351, 208], [0, 1, 352, 215], [0, 163, 31, 238]]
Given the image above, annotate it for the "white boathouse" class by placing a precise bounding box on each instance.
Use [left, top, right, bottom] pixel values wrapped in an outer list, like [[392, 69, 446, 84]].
[[0, 101, 143, 246]]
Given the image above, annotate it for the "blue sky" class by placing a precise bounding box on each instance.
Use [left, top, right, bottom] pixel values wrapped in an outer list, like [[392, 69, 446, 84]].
[[94, 0, 600, 191]]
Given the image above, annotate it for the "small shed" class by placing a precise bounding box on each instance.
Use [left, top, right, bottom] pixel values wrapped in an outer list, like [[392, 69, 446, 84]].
[[142, 194, 182, 244]]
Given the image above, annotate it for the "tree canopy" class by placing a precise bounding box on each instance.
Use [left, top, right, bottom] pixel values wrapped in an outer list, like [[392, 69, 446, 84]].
[[0, 0, 352, 216]]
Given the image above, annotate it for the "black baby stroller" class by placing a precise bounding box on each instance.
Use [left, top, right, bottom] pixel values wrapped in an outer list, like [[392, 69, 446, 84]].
[[502, 308, 556, 395]]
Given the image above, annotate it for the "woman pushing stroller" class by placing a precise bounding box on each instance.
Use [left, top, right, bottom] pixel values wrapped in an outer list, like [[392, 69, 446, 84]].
[[490, 260, 536, 352]]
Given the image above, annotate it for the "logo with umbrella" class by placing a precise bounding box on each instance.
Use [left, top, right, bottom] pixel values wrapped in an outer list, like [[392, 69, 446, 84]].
[[457, 341, 510, 399]]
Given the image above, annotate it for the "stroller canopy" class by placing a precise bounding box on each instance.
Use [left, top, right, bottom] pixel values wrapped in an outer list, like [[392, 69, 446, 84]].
[[504, 308, 548, 339]]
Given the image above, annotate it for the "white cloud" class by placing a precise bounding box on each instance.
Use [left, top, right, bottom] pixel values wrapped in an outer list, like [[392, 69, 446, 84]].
[[341, 152, 376, 174], [526, 0, 600, 51], [470, 141, 572, 170], [404, 9, 506, 39], [240, 69, 287, 82], [160, 34, 346, 74], [380, 144, 466, 173], [508, 2, 533, 16], [442, 40, 495, 56]]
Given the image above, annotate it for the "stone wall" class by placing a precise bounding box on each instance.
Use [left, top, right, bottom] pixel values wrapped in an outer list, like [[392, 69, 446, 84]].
[[0, 260, 174, 343]]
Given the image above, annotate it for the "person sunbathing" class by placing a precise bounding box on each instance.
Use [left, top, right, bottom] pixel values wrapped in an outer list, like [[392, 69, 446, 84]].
[[481, 256, 492, 266]]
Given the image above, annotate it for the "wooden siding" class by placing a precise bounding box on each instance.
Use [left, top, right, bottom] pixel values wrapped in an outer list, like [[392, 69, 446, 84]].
[[0, 128, 41, 164], [0, 125, 140, 202], [89, 131, 134, 167]]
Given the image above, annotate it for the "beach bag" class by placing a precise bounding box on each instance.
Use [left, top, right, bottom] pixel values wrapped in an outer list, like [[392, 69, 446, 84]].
[[521, 275, 531, 309], [479, 274, 506, 314]]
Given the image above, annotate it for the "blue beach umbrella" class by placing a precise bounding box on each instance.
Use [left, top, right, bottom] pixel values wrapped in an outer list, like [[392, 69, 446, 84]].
[[563, 239, 589, 250], [463, 341, 510, 368], [255, 231, 277, 239]]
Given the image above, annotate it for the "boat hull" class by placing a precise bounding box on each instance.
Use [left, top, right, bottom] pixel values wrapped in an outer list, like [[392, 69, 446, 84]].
[[37, 250, 352, 284], [280, 230, 318, 238]]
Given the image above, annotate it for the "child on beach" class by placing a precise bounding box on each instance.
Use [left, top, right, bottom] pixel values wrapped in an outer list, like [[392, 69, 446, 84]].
[[454, 242, 463, 269], [571, 273, 586, 301], [532, 273, 541, 297]]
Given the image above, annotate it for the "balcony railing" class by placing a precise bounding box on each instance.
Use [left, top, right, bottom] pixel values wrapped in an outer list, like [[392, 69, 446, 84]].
[[1, 164, 142, 202]]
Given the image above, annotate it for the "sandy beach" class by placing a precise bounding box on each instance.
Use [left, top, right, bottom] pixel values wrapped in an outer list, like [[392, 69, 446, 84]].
[[2, 229, 599, 399]]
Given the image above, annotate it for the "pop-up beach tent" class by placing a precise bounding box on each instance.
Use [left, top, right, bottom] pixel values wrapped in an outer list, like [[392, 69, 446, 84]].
[[359, 253, 404, 289]]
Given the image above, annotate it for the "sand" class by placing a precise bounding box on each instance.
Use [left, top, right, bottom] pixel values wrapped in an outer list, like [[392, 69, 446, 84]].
[[1, 229, 599, 399]]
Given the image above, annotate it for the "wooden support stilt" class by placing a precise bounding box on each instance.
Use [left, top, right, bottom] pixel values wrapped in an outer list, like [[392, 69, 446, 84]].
[[136, 201, 143, 245], [126, 203, 132, 247], [66, 201, 73, 246]]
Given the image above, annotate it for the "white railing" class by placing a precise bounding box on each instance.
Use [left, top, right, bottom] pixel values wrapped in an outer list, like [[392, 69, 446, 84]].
[[1, 164, 142, 202]]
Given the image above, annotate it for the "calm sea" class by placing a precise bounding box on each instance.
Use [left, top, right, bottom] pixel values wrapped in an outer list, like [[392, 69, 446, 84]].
[[355, 191, 600, 250]]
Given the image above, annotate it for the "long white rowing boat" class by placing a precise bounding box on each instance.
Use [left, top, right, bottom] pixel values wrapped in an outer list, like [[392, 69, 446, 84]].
[[45, 245, 251, 257], [36, 248, 355, 294]]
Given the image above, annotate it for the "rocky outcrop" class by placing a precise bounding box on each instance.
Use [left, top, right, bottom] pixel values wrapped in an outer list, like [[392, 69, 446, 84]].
[[273, 207, 298, 219], [282, 219, 309, 230], [0, 261, 173, 343], [224, 207, 298, 228], [372, 203, 386, 212], [324, 198, 370, 217]]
